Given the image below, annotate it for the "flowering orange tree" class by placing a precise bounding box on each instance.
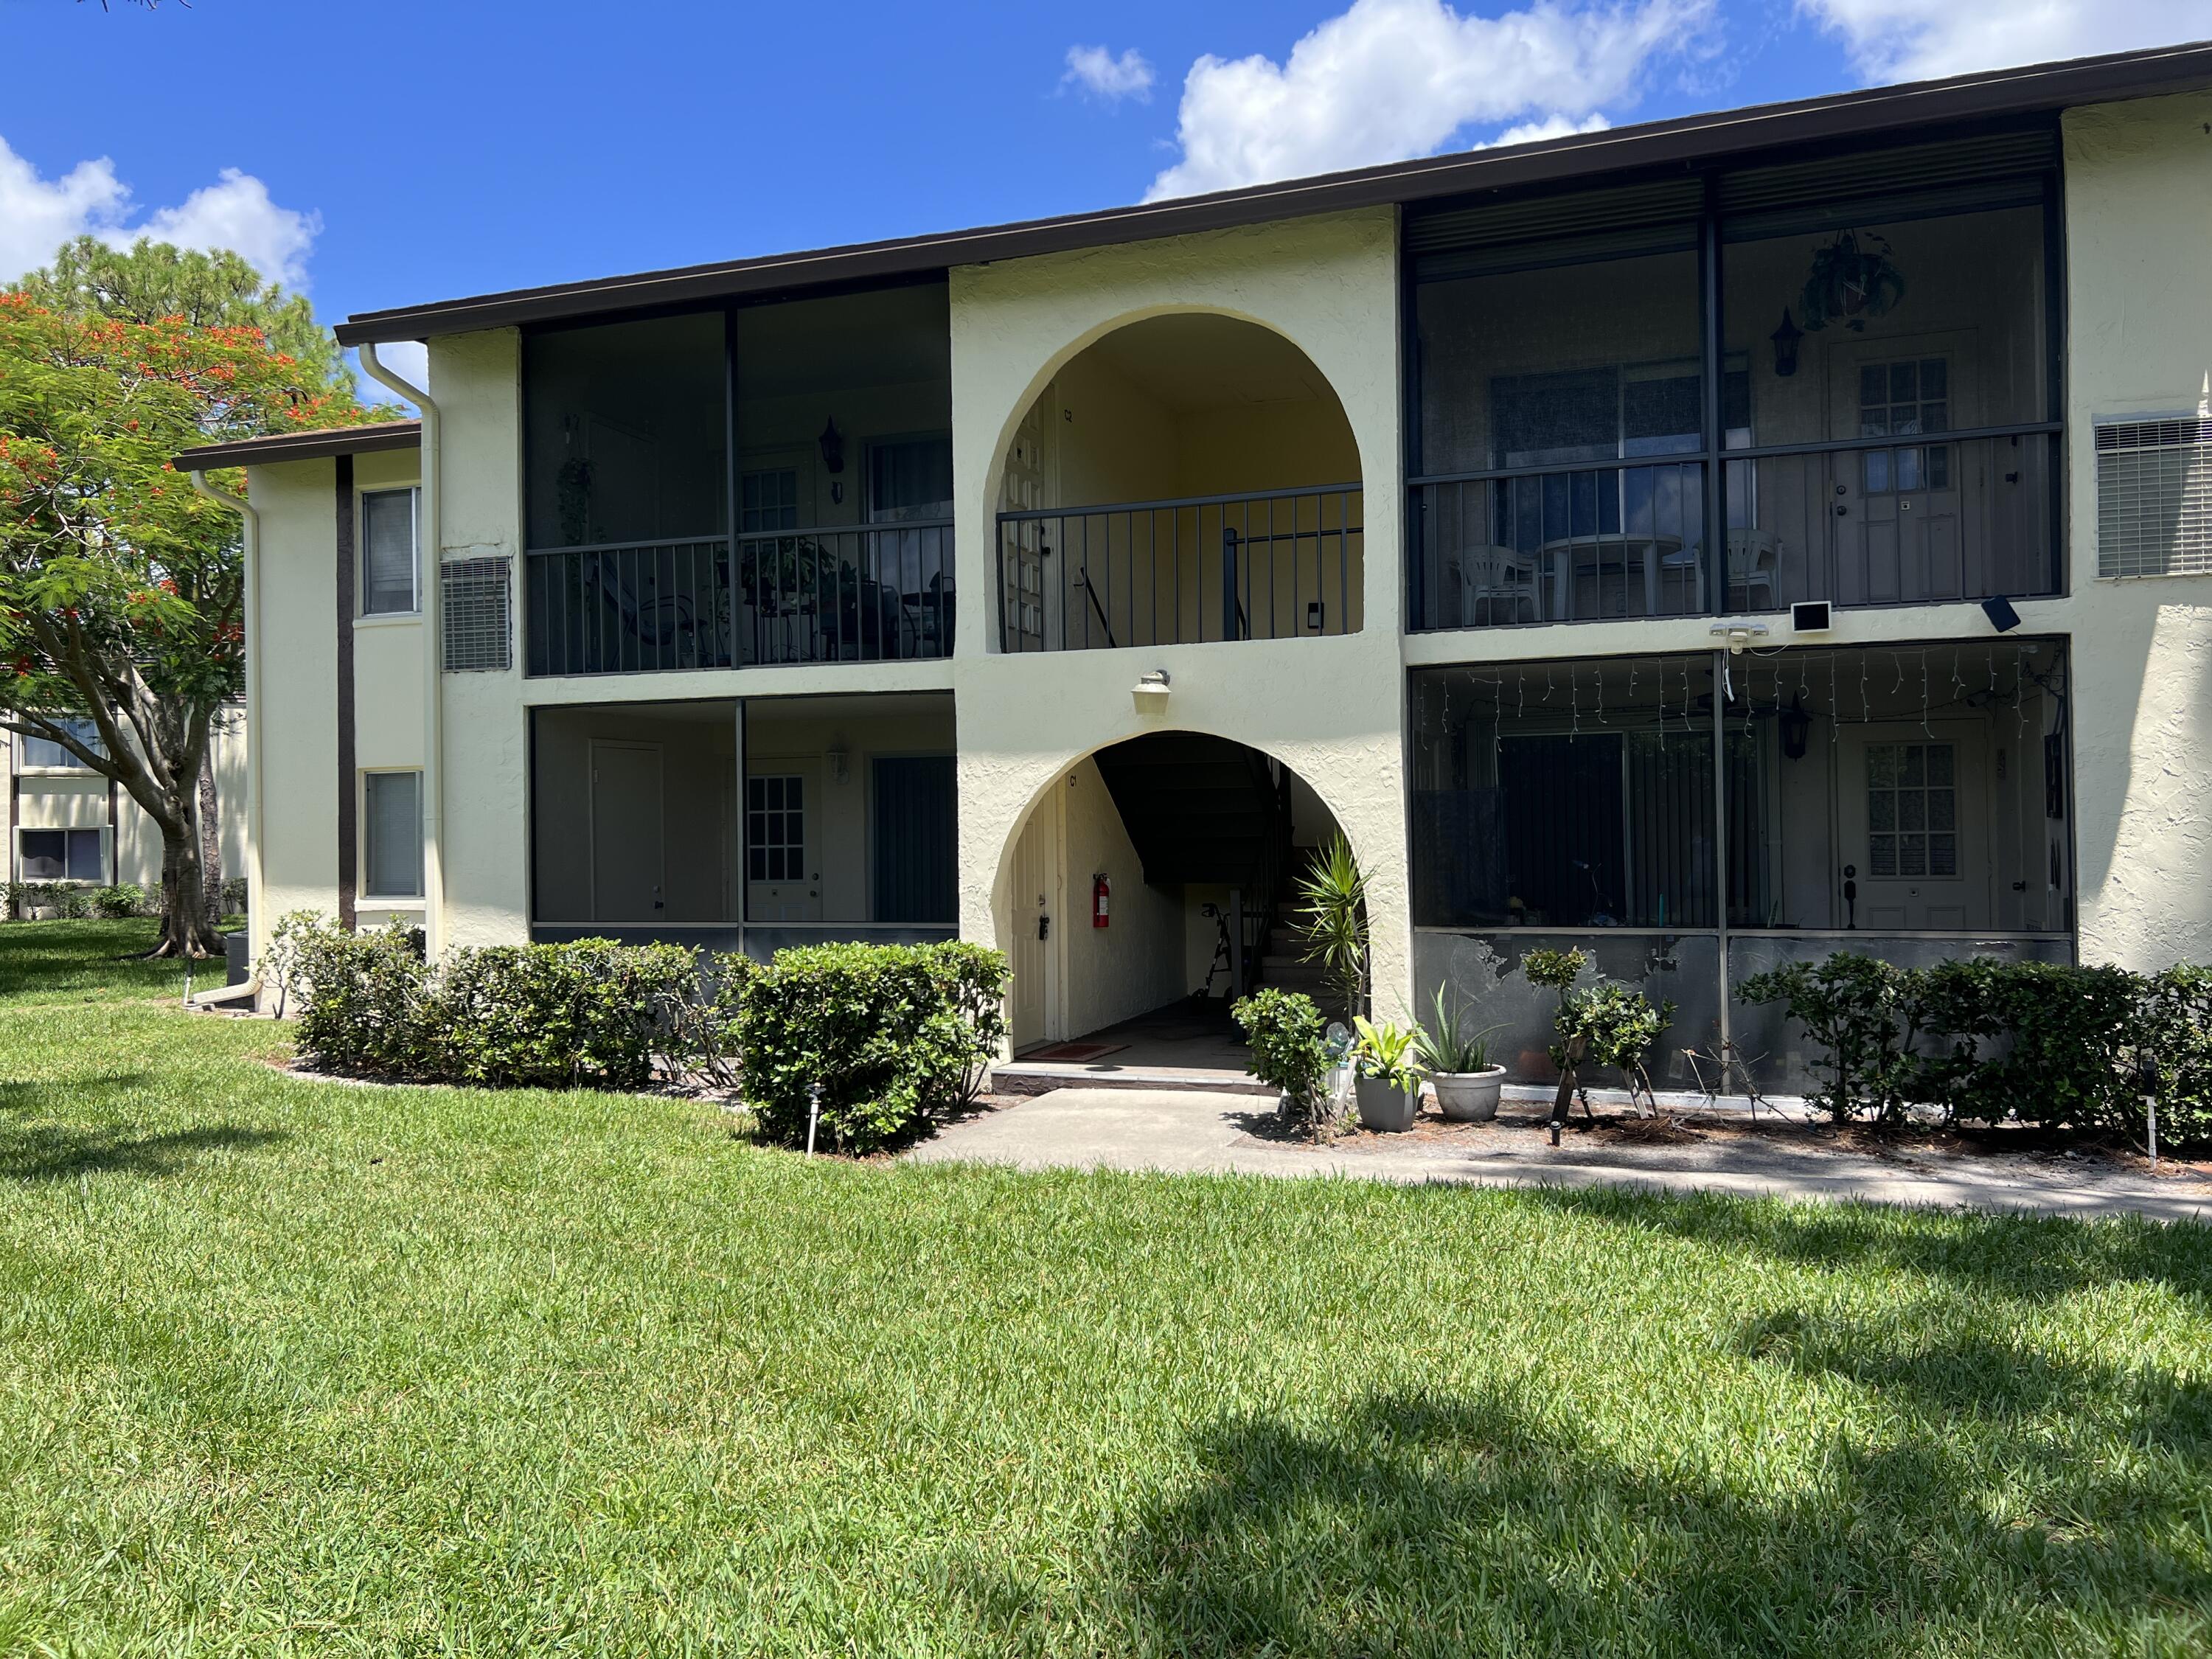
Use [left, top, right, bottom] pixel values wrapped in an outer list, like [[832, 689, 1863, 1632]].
[[0, 291, 380, 956]]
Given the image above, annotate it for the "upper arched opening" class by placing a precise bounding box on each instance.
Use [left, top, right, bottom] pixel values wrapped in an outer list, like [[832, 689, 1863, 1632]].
[[996, 313, 1364, 652]]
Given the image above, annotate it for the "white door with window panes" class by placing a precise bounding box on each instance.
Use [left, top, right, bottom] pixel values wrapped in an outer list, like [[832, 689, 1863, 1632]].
[[1838, 723, 1991, 930], [737, 463, 805, 661], [1000, 386, 1058, 650], [745, 763, 821, 921], [1829, 335, 1975, 605]]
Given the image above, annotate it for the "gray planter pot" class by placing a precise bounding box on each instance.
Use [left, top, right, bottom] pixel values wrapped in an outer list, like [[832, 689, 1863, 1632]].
[[1354, 1073, 1420, 1133], [1430, 1066, 1507, 1122]]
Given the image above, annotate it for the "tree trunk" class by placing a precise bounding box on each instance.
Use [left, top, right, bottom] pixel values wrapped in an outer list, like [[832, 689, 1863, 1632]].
[[197, 751, 224, 933], [152, 816, 224, 959]]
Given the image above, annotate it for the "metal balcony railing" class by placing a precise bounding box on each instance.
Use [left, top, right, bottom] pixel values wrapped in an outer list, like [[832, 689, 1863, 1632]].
[[1409, 427, 2060, 631], [996, 484, 1363, 652], [524, 522, 953, 675]]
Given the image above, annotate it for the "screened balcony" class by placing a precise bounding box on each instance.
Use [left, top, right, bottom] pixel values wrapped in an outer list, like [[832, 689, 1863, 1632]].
[[995, 314, 1363, 652], [1407, 134, 2062, 630], [523, 287, 954, 676]]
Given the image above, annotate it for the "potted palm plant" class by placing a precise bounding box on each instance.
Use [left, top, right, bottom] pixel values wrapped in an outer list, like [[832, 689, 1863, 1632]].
[[1413, 986, 1506, 1121], [1351, 1015, 1422, 1132], [1293, 835, 1368, 1020]]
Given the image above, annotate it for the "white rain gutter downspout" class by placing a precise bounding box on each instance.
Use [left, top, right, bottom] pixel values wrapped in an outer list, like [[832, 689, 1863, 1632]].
[[357, 344, 445, 961], [189, 469, 264, 998]]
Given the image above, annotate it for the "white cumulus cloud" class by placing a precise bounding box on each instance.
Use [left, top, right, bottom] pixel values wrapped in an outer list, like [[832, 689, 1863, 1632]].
[[1146, 0, 1717, 201], [135, 168, 320, 289], [1798, 0, 2208, 83], [0, 136, 319, 288], [1064, 44, 1156, 102]]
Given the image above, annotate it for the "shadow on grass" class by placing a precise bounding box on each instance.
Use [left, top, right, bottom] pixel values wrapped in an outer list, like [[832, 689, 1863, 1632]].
[[0, 1071, 283, 1182], [1515, 1181, 2212, 1310], [0, 1121, 285, 1183], [974, 1374, 2211, 1655]]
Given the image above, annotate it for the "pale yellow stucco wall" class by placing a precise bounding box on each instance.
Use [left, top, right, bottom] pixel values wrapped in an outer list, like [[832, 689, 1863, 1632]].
[[249, 456, 341, 947], [430, 329, 533, 949], [948, 208, 1417, 1026], [2060, 91, 2212, 970]]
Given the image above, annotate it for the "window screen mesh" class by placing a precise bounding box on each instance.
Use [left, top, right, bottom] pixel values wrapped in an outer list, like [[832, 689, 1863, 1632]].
[[442, 555, 512, 672], [2097, 418, 2212, 579]]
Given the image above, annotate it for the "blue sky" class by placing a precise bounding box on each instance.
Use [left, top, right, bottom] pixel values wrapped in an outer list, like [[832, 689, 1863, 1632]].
[[1, 0, 2202, 394]]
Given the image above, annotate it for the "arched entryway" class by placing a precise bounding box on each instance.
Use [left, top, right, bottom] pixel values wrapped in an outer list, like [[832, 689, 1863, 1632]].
[[997, 313, 1364, 652], [1001, 731, 1348, 1068]]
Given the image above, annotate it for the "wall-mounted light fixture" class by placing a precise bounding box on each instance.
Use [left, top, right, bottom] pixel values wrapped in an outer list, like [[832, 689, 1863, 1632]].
[[818, 417, 845, 476], [827, 737, 851, 785], [1780, 695, 1811, 760], [1132, 669, 1172, 714], [1770, 309, 1804, 378]]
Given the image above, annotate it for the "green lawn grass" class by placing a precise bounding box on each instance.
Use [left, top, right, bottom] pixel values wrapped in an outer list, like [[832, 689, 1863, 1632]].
[[1, 920, 2207, 1655]]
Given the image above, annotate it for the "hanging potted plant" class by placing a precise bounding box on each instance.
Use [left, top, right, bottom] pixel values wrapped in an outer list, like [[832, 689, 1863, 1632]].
[[1413, 986, 1506, 1121], [1351, 1015, 1422, 1132], [1798, 229, 1906, 333]]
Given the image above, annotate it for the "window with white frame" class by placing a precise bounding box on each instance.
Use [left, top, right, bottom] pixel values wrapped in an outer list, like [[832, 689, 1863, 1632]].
[[19, 827, 104, 882], [18, 717, 105, 771], [1865, 741, 1958, 878], [361, 487, 421, 616], [746, 773, 804, 881], [364, 771, 425, 898], [740, 468, 799, 534]]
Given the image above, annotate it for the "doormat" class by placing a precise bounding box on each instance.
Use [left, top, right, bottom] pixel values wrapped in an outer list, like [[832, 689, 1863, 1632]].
[[1018, 1041, 1128, 1063]]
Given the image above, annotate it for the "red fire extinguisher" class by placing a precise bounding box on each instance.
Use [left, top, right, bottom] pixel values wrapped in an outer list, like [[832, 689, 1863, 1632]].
[[1092, 874, 1110, 928]]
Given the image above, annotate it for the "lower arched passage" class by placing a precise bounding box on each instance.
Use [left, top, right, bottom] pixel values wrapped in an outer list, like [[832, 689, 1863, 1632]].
[[992, 728, 1356, 1067]]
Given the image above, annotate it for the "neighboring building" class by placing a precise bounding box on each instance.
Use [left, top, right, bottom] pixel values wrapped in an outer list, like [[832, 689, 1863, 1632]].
[[5, 712, 246, 901], [180, 43, 2212, 1094]]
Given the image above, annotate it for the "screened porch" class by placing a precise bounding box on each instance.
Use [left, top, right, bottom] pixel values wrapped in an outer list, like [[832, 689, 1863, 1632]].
[[1410, 640, 2073, 1095]]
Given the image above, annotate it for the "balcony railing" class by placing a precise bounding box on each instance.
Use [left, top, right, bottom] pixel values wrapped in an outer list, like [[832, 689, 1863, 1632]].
[[1409, 428, 2059, 630], [997, 484, 1362, 652], [525, 523, 953, 676]]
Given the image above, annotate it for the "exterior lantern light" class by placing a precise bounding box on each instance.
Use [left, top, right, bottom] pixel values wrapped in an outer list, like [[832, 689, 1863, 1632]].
[[827, 738, 851, 784], [1131, 669, 1172, 714], [1780, 695, 1812, 760], [1770, 309, 1804, 378], [818, 417, 845, 475]]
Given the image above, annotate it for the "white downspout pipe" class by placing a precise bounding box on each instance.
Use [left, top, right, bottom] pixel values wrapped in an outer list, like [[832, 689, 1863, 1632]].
[[357, 344, 445, 961], [189, 469, 264, 990]]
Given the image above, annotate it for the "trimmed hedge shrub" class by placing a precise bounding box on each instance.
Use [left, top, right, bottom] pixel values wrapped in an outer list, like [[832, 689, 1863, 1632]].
[[1742, 951, 2211, 1146], [272, 916, 1009, 1152], [289, 919, 431, 1077], [1233, 988, 1331, 1133], [424, 941, 698, 1090], [736, 942, 1007, 1154]]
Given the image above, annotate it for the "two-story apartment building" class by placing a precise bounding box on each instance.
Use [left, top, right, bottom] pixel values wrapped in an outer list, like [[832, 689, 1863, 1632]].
[[181, 42, 2212, 1094]]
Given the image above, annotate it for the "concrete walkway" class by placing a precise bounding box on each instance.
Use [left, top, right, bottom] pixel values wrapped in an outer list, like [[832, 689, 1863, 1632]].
[[906, 1088, 2212, 1225]]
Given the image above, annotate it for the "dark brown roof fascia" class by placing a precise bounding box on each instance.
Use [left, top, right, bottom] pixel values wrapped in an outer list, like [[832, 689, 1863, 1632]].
[[175, 420, 423, 473], [335, 39, 2212, 347]]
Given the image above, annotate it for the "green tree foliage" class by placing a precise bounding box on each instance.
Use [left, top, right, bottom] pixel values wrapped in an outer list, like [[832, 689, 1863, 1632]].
[[20, 237, 351, 397], [0, 290, 378, 956]]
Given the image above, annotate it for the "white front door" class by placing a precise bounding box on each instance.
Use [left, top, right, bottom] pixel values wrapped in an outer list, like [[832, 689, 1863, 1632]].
[[745, 762, 822, 922], [1838, 721, 1991, 930], [1008, 790, 1062, 1052], [1828, 335, 1976, 605], [589, 740, 664, 922]]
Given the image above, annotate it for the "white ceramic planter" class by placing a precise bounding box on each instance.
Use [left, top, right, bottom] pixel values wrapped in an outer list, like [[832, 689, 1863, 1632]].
[[1354, 1073, 1420, 1133], [1429, 1065, 1507, 1122]]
